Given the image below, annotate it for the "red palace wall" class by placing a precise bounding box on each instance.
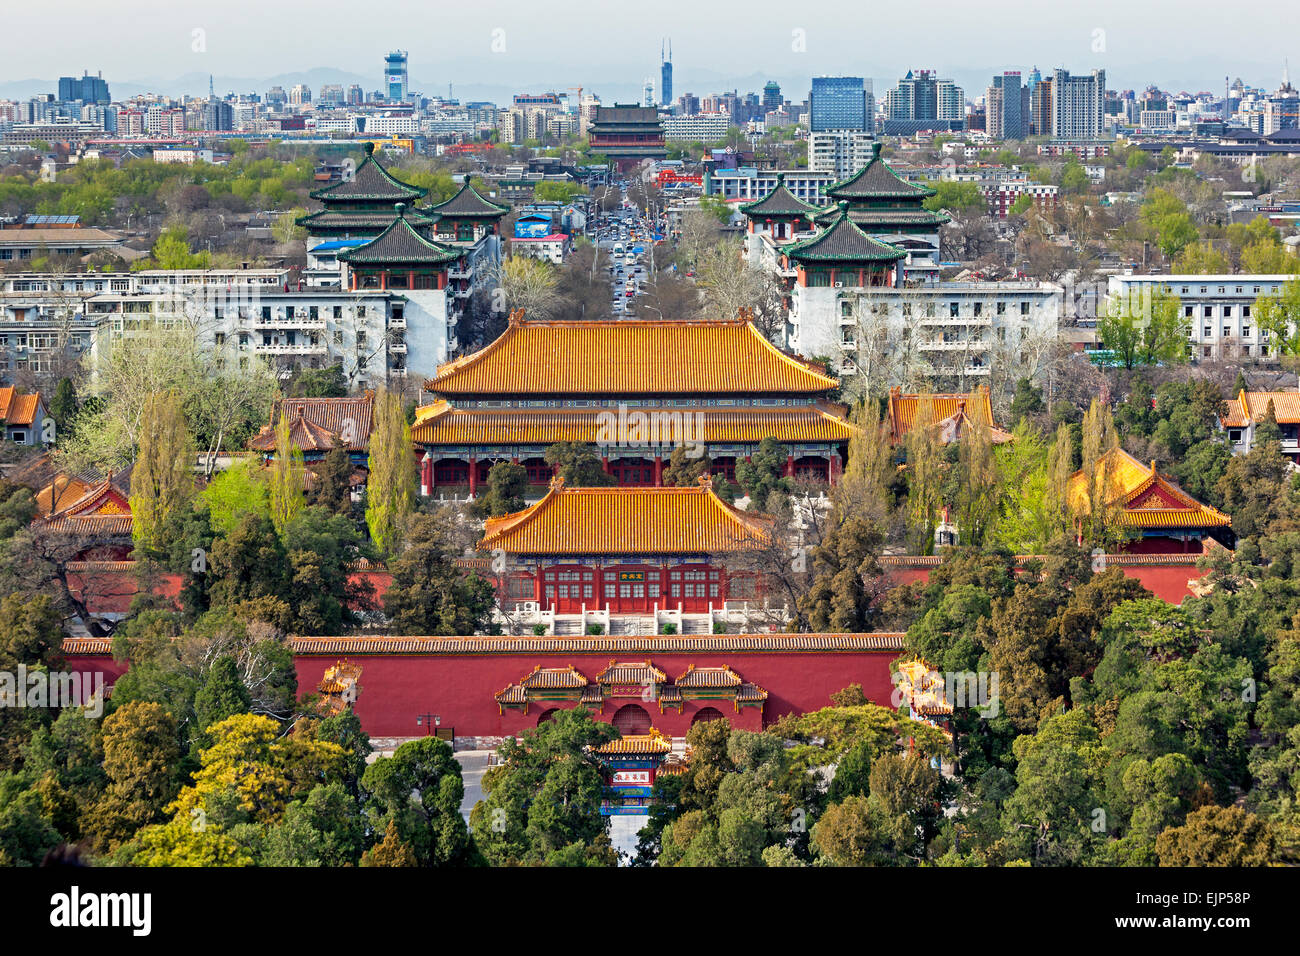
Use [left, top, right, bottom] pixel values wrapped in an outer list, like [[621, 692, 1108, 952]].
[[880, 557, 1212, 604], [61, 636, 905, 740]]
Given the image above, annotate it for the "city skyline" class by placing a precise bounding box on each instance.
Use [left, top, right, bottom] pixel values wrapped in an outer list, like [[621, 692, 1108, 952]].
[[1, 0, 1296, 101]]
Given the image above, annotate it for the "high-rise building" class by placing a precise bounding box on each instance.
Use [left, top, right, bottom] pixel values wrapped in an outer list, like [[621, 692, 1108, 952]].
[[58, 72, 110, 104], [1264, 64, 1299, 133], [201, 100, 233, 131], [807, 129, 875, 178], [660, 39, 673, 107], [936, 78, 964, 123], [762, 81, 782, 112], [809, 76, 868, 132], [1051, 69, 1106, 139], [347, 85, 364, 106], [1030, 77, 1052, 135], [385, 50, 409, 103], [987, 72, 1028, 139], [884, 70, 963, 132]]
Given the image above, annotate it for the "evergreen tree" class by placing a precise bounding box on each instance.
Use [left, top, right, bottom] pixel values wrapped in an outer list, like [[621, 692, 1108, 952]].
[[311, 443, 353, 515], [543, 442, 616, 487], [474, 461, 528, 517], [382, 512, 496, 634], [191, 656, 252, 752]]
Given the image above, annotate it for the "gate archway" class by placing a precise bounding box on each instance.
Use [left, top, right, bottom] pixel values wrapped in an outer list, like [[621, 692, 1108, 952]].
[[611, 704, 652, 736]]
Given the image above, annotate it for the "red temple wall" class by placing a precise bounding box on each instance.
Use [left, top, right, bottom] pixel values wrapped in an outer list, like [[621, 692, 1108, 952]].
[[65, 649, 901, 739], [883, 562, 1210, 603]]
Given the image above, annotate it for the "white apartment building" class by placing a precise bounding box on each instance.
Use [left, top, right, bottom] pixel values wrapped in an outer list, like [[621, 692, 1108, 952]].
[[787, 279, 1062, 384], [663, 113, 731, 142], [708, 168, 835, 204], [83, 288, 422, 390], [807, 130, 875, 179], [1107, 273, 1300, 362], [1052, 69, 1106, 140]]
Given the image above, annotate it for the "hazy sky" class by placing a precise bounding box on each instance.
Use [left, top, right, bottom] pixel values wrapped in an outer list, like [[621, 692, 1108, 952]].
[[1, 0, 1294, 96]]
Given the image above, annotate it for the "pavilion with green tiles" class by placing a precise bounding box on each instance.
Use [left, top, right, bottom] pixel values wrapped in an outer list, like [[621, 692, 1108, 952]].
[[297, 141, 431, 241], [425, 181, 510, 245], [337, 204, 464, 291], [781, 202, 908, 288], [738, 173, 821, 242]]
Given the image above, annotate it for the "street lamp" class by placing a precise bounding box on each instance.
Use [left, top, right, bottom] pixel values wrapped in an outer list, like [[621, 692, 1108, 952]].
[[416, 713, 441, 735]]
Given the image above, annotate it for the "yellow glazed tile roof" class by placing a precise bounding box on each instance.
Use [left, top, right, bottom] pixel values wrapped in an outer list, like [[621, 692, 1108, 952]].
[[478, 477, 774, 555], [1220, 389, 1300, 428], [596, 660, 667, 684], [411, 401, 855, 445], [426, 314, 837, 396], [1064, 447, 1232, 529], [886, 386, 1007, 443], [675, 664, 744, 688], [593, 729, 673, 755]]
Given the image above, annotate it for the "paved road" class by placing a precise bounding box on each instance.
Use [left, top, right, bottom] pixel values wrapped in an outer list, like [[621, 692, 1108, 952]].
[[454, 749, 491, 821]]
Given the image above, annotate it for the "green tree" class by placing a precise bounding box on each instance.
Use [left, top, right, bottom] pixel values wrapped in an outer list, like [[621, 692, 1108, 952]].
[[360, 736, 473, 866], [543, 442, 616, 487], [735, 436, 791, 513], [366, 389, 416, 556], [474, 461, 528, 517], [383, 511, 495, 634], [129, 390, 195, 556], [90, 701, 182, 852], [267, 411, 305, 535], [1155, 805, 1274, 866]]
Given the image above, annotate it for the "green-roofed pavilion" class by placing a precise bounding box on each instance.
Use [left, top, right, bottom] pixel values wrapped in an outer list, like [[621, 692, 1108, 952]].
[[339, 203, 465, 291], [427, 180, 510, 245], [299, 141, 430, 242]]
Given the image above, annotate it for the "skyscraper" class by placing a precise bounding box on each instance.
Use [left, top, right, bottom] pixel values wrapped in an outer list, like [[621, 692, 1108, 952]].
[[762, 81, 782, 111], [1051, 68, 1106, 139], [385, 50, 409, 103], [660, 39, 673, 108], [987, 72, 1028, 139], [809, 76, 868, 132], [57, 72, 110, 104], [884, 70, 963, 131]]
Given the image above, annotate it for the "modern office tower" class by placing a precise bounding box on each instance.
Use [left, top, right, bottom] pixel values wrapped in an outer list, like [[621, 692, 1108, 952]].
[[987, 72, 1029, 139], [57, 72, 110, 104], [809, 76, 868, 132], [385, 50, 409, 102], [1051, 68, 1106, 138], [1030, 77, 1052, 135], [661, 39, 673, 107], [762, 81, 782, 111]]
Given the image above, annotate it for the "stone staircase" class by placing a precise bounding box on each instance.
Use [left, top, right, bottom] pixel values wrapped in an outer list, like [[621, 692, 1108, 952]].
[[681, 615, 712, 635]]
